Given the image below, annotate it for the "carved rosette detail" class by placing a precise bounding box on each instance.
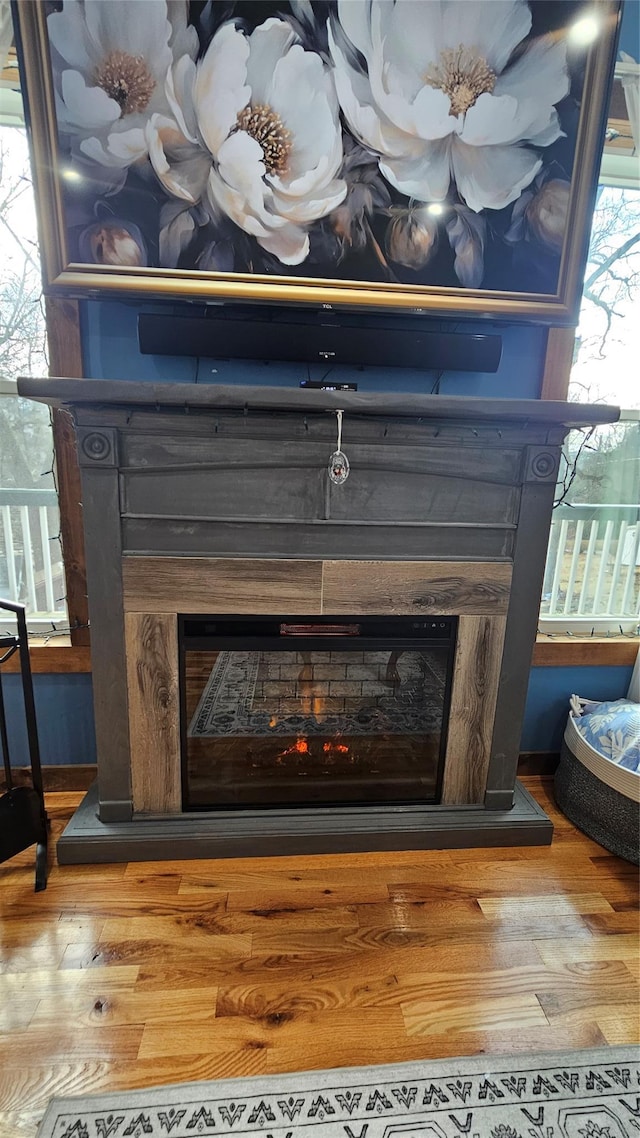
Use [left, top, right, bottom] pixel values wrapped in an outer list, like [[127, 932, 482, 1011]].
[[525, 447, 559, 482], [532, 452, 556, 478], [81, 431, 113, 463]]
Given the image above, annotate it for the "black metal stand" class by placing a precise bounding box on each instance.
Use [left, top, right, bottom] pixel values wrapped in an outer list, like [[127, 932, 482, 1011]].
[[0, 600, 49, 890]]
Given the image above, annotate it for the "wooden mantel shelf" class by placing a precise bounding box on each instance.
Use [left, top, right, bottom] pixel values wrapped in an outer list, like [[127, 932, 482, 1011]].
[[19, 376, 619, 429]]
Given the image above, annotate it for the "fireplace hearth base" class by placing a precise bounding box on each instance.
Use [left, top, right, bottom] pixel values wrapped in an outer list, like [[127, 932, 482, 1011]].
[[56, 780, 551, 864]]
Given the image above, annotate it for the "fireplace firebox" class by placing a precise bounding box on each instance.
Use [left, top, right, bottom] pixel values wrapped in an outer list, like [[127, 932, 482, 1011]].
[[180, 616, 456, 811]]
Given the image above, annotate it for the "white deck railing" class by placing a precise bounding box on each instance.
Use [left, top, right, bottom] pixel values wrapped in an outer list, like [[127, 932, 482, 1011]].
[[541, 503, 640, 630], [0, 487, 67, 623]]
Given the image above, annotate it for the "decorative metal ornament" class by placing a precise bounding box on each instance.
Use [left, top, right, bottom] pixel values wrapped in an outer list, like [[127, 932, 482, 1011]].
[[328, 409, 350, 485]]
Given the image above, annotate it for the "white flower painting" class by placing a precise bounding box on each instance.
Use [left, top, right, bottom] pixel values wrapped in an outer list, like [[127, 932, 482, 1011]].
[[47, 0, 198, 179], [162, 17, 348, 265], [328, 0, 569, 214], [33, 0, 612, 303]]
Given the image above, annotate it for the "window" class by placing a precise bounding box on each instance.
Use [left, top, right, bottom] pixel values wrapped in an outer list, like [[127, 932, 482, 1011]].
[[0, 22, 67, 630], [540, 43, 640, 637], [541, 182, 640, 634]]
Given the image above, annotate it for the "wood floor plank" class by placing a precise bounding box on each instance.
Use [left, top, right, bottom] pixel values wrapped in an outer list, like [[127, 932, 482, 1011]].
[[215, 973, 402, 1018], [387, 868, 635, 903], [447, 838, 611, 862], [132, 847, 455, 882], [478, 893, 614, 918], [100, 917, 252, 956], [0, 876, 189, 918], [0, 996, 39, 1033], [402, 992, 548, 1037], [132, 939, 545, 991], [0, 1065, 115, 1138], [30, 986, 220, 1029], [593, 1009, 640, 1044], [537, 986, 640, 1020], [59, 940, 237, 977], [52, 863, 129, 882], [222, 906, 361, 932], [536, 934, 640, 964], [0, 964, 139, 999], [261, 1034, 467, 1071], [0, 944, 70, 974], [0, 915, 104, 948], [0, 1024, 145, 1068], [138, 1008, 407, 1060], [176, 863, 454, 894], [351, 914, 597, 948], [240, 926, 377, 956], [0, 1061, 118, 1119], [393, 961, 635, 1004], [215, 960, 633, 1019], [378, 1023, 611, 1059], [109, 1050, 269, 1085], [584, 911, 640, 935], [0, 1052, 267, 1129], [224, 885, 388, 911], [352, 898, 611, 940], [537, 994, 640, 1045], [354, 899, 484, 928], [621, 957, 640, 986], [589, 853, 640, 878]]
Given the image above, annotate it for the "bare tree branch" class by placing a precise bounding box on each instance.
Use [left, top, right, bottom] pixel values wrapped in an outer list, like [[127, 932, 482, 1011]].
[[584, 230, 640, 291]]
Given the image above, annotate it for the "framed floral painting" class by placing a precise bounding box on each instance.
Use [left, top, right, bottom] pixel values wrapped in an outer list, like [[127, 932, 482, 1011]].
[[16, 0, 620, 321]]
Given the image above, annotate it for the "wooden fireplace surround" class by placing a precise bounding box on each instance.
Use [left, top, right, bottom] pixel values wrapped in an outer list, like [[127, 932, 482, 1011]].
[[18, 379, 617, 862]]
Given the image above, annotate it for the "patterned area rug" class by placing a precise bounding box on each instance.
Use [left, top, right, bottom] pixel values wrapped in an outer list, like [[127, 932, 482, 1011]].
[[188, 650, 446, 739], [38, 1047, 639, 1137]]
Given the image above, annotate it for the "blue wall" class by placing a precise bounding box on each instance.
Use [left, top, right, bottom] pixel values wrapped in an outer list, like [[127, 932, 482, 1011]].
[[3, 674, 96, 767], [619, 0, 639, 58], [522, 665, 634, 751], [82, 299, 547, 399]]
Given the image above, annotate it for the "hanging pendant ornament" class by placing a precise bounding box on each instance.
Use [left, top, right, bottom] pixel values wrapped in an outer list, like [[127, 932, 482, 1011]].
[[328, 409, 350, 485]]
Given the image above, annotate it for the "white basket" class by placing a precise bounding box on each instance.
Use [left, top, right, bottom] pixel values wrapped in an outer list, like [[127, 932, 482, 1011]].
[[564, 712, 640, 805]]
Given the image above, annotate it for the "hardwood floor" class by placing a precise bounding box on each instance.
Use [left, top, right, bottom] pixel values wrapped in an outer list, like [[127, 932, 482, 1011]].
[[0, 777, 638, 1137]]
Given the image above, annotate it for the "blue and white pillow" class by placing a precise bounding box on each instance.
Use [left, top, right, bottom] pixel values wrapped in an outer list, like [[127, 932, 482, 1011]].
[[571, 697, 640, 773]]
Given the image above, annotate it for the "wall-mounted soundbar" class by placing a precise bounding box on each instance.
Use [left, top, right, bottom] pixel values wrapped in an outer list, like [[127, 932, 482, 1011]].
[[138, 309, 502, 373]]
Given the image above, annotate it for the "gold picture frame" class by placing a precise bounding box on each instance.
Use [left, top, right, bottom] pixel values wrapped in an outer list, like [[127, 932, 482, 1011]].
[[16, 0, 621, 322]]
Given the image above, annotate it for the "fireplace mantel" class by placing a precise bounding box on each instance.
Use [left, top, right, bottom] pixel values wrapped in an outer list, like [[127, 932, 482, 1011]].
[[18, 378, 618, 862], [20, 376, 619, 424]]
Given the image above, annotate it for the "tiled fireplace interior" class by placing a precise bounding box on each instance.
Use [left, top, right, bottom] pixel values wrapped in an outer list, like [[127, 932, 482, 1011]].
[[181, 616, 456, 811]]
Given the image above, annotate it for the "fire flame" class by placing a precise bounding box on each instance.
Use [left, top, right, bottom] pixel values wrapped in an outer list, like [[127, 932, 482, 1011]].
[[277, 738, 350, 758], [278, 737, 310, 757]]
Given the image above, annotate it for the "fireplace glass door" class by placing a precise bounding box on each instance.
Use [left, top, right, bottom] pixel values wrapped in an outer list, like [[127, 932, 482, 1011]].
[[180, 616, 456, 811]]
